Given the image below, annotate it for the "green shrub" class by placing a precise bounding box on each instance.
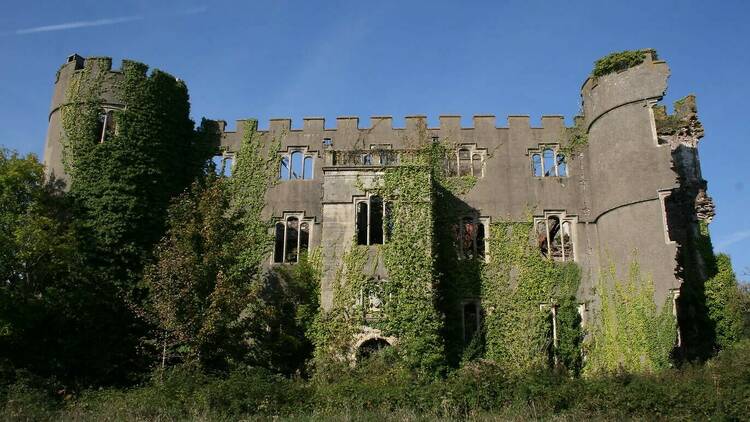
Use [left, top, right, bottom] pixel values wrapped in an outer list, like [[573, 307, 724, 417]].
[[592, 49, 657, 77]]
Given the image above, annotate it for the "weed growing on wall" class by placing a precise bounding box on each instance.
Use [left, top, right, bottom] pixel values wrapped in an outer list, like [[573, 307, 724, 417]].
[[585, 258, 676, 374], [482, 221, 582, 374], [591, 49, 657, 78]]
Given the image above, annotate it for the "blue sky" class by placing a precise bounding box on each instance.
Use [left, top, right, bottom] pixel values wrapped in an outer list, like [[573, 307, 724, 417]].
[[0, 0, 748, 278]]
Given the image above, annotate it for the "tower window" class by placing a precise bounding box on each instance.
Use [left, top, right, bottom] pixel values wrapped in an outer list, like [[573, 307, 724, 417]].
[[212, 153, 235, 177], [462, 301, 481, 344]]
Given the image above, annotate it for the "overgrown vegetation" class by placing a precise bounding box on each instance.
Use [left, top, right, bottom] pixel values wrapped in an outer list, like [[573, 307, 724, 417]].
[[585, 258, 676, 374], [3, 340, 750, 420], [591, 49, 657, 78]]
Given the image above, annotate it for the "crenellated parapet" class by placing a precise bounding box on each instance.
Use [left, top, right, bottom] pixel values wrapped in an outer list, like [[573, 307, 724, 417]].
[[216, 114, 574, 154]]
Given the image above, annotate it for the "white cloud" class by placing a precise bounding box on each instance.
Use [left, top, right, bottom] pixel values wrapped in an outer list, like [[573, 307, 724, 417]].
[[16, 16, 144, 35], [715, 229, 750, 249]]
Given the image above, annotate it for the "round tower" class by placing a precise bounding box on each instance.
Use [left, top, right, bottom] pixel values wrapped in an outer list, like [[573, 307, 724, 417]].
[[43, 54, 126, 182], [581, 51, 680, 305]]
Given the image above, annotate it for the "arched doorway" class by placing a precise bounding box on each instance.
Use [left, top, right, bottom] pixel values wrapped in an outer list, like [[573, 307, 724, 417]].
[[356, 337, 391, 361]]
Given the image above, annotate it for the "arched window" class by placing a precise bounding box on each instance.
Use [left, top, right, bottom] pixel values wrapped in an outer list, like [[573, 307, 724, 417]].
[[458, 149, 471, 176], [537, 219, 549, 256], [274, 223, 285, 263], [556, 153, 567, 177], [300, 222, 310, 255], [285, 217, 299, 262], [356, 202, 369, 245], [532, 153, 543, 177], [290, 151, 303, 179], [279, 156, 290, 180], [547, 216, 562, 260], [543, 148, 556, 177], [472, 154, 482, 177], [303, 156, 313, 179]]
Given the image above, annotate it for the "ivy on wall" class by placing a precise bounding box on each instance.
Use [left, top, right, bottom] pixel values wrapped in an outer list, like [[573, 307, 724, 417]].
[[585, 258, 676, 374], [481, 221, 582, 375], [591, 49, 658, 78]]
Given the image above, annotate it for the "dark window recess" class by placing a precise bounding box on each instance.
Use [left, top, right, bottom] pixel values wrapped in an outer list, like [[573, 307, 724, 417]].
[[300, 222, 310, 255], [274, 223, 285, 263], [476, 222, 485, 260], [462, 217, 475, 259], [370, 196, 384, 245], [458, 149, 471, 176], [285, 217, 299, 262], [463, 302, 479, 343], [384, 201, 394, 242], [357, 202, 369, 245]]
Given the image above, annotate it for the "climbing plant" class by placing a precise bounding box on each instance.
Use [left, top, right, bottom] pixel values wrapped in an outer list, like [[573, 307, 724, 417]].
[[584, 257, 676, 375], [481, 221, 582, 375]]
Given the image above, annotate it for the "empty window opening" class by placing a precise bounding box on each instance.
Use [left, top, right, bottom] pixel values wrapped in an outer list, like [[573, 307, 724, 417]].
[[290, 151, 304, 179], [536, 214, 574, 262], [463, 302, 480, 344], [543, 304, 559, 367], [273, 216, 312, 264], [285, 217, 299, 262], [556, 153, 567, 177], [303, 156, 313, 179], [279, 150, 314, 180], [356, 202, 369, 245], [322, 138, 333, 147], [279, 156, 290, 180], [532, 153, 543, 177], [530, 145, 568, 178], [300, 222, 310, 255], [97, 110, 115, 143], [476, 222, 485, 260], [362, 153, 373, 165], [543, 148, 556, 177], [454, 217, 488, 260], [356, 338, 391, 361], [458, 148, 471, 176], [212, 154, 234, 177], [274, 223, 285, 263], [370, 196, 384, 245], [356, 196, 390, 246]]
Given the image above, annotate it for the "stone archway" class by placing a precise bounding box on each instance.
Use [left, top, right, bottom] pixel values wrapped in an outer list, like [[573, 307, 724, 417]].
[[356, 337, 391, 361]]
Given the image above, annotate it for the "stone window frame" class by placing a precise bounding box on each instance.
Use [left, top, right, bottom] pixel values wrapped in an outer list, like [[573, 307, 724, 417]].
[[354, 193, 392, 246], [528, 144, 568, 178], [449, 144, 487, 178], [540, 302, 560, 366], [271, 212, 313, 264], [278, 147, 316, 181], [534, 211, 577, 262], [214, 151, 235, 177], [461, 298, 482, 344], [657, 189, 676, 245], [97, 105, 122, 143], [455, 216, 490, 262]]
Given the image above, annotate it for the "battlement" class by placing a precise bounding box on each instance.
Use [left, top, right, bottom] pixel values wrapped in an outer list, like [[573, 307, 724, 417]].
[[216, 114, 573, 135], [56, 53, 182, 85]]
